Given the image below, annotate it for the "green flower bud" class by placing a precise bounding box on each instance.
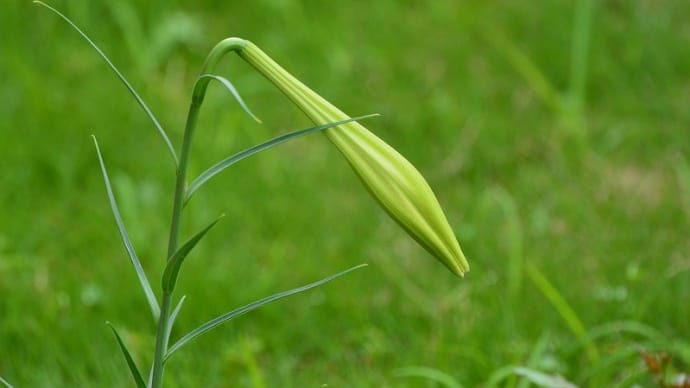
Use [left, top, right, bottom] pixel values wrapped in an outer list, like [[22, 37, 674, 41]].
[[237, 40, 469, 277]]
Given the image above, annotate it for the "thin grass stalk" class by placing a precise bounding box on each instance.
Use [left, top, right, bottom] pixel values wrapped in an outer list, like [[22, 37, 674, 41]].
[[568, 0, 594, 111]]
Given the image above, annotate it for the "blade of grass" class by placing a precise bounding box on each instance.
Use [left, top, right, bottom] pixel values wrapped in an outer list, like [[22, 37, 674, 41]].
[[34, 1, 178, 166], [485, 365, 521, 388], [394, 366, 464, 388], [195, 74, 262, 123], [516, 332, 552, 388], [484, 25, 562, 112], [93, 136, 160, 320], [165, 264, 367, 360], [184, 114, 379, 203], [106, 322, 146, 388], [513, 367, 577, 388], [489, 187, 524, 306], [0, 377, 13, 388], [568, 0, 594, 109], [162, 216, 223, 293], [526, 263, 599, 362], [586, 320, 668, 344], [578, 345, 640, 385]]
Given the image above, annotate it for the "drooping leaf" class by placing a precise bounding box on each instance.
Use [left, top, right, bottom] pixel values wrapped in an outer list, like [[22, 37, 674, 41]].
[[93, 136, 160, 320], [161, 216, 223, 294], [184, 114, 379, 204], [165, 264, 367, 360], [34, 1, 178, 165], [394, 366, 464, 388], [107, 322, 146, 388], [195, 74, 262, 123]]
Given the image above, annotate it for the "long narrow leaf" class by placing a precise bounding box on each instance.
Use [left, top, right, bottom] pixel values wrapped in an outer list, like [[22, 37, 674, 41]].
[[516, 332, 552, 388], [93, 136, 160, 320], [484, 25, 562, 112], [184, 114, 379, 204], [568, 0, 594, 108], [513, 367, 577, 388], [526, 263, 599, 362], [34, 1, 178, 166], [0, 376, 14, 388], [196, 74, 262, 123], [165, 296, 187, 348], [162, 216, 223, 293], [394, 366, 464, 388], [166, 264, 367, 360], [106, 322, 146, 388]]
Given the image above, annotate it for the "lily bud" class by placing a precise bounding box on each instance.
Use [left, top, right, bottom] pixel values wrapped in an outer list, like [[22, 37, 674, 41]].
[[237, 40, 469, 277]]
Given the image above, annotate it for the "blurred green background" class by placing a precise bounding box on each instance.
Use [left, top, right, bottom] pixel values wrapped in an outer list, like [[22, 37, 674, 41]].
[[2, 0, 689, 386]]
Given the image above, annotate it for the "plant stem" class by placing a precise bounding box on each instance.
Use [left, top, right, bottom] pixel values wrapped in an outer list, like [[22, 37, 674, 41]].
[[151, 100, 203, 388], [150, 38, 255, 387], [151, 293, 173, 388]]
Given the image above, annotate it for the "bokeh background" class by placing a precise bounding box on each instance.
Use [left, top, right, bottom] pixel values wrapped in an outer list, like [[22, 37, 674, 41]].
[[1, 0, 689, 386]]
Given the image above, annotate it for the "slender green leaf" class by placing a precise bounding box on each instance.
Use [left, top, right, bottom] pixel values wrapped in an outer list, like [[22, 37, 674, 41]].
[[485, 364, 521, 388], [166, 264, 367, 360], [184, 114, 379, 204], [568, 0, 594, 109], [526, 263, 599, 362], [165, 296, 187, 348], [34, 1, 178, 166], [394, 366, 464, 388], [579, 345, 640, 385], [0, 376, 14, 388], [162, 216, 223, 293], [516, 332, 552, 388], [513, 367, 578, 388], [586, 320, 668, 344], [93, 136, 160, 320], [196, 74, 262, 123], [107, 322, 146, 388], [484, 25, 562, 112]]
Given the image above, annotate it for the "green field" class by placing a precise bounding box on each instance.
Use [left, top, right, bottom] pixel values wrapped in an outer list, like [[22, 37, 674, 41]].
[[2, 1, 689, 386]]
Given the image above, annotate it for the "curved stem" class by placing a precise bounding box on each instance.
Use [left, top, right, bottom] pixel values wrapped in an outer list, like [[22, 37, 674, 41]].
[[193, 38, 249, 105], [150, 38, 249, 388]]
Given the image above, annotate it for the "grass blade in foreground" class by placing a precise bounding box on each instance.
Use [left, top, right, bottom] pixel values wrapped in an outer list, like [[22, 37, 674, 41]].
[[165, 264, 368, 360], [0, 376, 13, 388], [107, 322, 146, 388], [34, 1, 178, 165], [162, 216, 224, 293], [513, 367, 577, 388], [185, 114, 379, 203], [93, 136, 160, 320]]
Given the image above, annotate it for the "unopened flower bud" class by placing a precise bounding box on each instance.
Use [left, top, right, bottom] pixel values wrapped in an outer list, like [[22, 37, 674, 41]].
[[237, 40, 469, 277]]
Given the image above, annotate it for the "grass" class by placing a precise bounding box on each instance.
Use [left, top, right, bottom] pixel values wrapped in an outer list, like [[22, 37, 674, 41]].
[[1, 0, 690, 386]]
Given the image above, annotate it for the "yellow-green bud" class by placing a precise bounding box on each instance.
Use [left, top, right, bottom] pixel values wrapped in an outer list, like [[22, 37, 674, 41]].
[[237, 40, 469, 277]]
